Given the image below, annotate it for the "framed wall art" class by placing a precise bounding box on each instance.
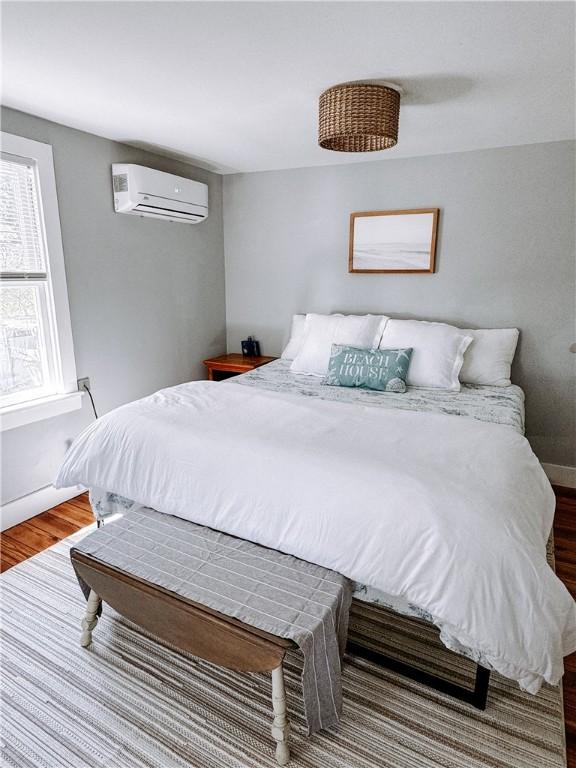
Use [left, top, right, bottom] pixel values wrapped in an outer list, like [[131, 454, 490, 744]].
[[349, 208, 439, 274]]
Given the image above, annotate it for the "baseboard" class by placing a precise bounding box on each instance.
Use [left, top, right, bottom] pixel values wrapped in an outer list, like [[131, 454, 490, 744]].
[[542, 463, 576, 490], [0, 484, 85, 532]]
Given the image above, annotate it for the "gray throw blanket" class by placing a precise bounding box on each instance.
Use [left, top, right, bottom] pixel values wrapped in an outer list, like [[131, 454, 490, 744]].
[[71, 506, 352, 734]]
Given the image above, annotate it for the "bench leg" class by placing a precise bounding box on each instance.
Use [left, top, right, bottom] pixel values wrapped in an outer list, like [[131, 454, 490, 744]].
[[80, 589, 101, 647], [271, 664, 290, 766]]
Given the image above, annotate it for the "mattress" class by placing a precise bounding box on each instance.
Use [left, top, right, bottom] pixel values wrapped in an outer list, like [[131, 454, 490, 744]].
[[90, 360, 527, 669]]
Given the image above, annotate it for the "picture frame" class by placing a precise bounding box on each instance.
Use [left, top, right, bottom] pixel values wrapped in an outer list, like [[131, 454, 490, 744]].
[[349, 208, 440, 274]]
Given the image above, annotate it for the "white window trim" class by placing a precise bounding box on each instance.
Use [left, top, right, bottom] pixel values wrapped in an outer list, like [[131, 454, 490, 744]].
[[0, 132, 80, 430], [1, 391, 83, 431]]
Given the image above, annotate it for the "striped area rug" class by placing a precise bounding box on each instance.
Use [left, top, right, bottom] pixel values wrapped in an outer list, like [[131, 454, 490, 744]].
[[1, 531, 566, 768]]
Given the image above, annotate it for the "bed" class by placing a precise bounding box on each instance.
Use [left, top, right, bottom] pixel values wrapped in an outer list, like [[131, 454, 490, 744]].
[[91, 359, 526, 641], [56, 357, 576, 704]]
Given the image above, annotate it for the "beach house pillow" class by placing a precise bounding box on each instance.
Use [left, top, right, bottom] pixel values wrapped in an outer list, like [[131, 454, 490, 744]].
[[291, 313, 387, 376], [325, 345, 413, 392], [281, 314, 306, 360], [459, 328, 519, 387], [379, 319, 472, 390]]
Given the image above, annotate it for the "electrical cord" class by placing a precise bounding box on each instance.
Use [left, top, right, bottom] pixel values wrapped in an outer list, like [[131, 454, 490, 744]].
[[81, 383, 99, 419]]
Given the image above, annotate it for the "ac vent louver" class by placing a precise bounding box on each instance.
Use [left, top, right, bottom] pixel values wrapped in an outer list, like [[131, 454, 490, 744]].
[[113, 174, 129, 193]]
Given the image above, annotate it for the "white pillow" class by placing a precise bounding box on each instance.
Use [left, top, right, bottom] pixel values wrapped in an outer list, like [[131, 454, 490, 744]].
[[281, 314, 306, 360], [291, 314, 387, 376], [459, 328, 519, 387], [379, 319, 472, 391]]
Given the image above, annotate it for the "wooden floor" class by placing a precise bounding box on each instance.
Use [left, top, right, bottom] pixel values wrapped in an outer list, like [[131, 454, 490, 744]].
[[554, 488, 576, 765], [1, 489, 576, 765], [0, 494, 94, 572]]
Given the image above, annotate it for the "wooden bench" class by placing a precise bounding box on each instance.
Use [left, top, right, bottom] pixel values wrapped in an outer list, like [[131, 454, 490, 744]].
[[72, 550, 295, 765]]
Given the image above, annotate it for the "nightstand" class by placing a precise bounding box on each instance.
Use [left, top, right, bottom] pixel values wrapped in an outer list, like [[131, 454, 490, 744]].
[[203, 353, 277, 381]]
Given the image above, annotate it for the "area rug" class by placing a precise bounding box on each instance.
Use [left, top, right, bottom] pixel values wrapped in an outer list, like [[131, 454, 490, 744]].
[[0, 531, 566, 768]]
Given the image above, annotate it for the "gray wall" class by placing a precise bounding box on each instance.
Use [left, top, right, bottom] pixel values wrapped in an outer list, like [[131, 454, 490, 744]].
[[2, 112, 573, 507], [1, 107, 226, 505], [224, 141, 576, 467]]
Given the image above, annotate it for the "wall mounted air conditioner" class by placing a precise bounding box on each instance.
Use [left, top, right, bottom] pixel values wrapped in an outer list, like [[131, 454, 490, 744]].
[[112, 164, 208, 224]]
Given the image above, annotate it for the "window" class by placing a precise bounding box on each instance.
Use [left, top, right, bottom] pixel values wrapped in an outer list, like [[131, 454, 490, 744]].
[[0, 133, 80, 429], [1, 157, 55, 404]]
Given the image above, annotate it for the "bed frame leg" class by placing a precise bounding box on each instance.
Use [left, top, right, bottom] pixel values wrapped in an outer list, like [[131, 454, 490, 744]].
[[347, 641, 491, 710], [473, 663, 491, 710], [80, 589, 101, 647], [271, 664, 290, 766]]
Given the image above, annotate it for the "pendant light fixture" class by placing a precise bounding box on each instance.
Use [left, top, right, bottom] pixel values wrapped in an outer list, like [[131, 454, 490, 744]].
[[318, 81, 402, 152]]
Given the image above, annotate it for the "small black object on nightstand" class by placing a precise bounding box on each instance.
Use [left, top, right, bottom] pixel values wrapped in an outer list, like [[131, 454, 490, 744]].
[[241, 336, 261, 356]]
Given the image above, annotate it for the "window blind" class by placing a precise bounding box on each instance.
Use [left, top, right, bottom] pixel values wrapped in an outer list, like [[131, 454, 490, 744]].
[[0, 156, 46, 276]]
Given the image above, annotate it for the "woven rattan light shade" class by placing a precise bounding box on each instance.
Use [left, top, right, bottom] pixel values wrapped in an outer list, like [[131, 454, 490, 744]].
[[318, 83, 400, 152]]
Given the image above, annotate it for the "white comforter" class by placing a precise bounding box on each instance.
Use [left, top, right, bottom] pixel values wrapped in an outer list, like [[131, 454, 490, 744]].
[[56, 380, 576, 692]]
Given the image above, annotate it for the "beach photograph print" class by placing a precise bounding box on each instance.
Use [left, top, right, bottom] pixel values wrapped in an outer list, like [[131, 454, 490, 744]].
[[349, 208, 439, 273]]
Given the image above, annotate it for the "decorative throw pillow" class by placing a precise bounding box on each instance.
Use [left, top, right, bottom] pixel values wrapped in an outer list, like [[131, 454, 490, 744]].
[[379, 319, 472, 391], [324, 345, 413, 392], [281, 314, 306, 360], [291, 313, 388, 376]]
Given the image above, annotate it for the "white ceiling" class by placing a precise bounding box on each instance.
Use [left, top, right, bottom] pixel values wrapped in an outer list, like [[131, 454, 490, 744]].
[[2, 1, 574, 174]]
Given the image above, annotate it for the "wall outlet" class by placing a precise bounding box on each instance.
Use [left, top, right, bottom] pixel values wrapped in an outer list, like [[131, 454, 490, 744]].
[[77, 377, 91, 392]]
